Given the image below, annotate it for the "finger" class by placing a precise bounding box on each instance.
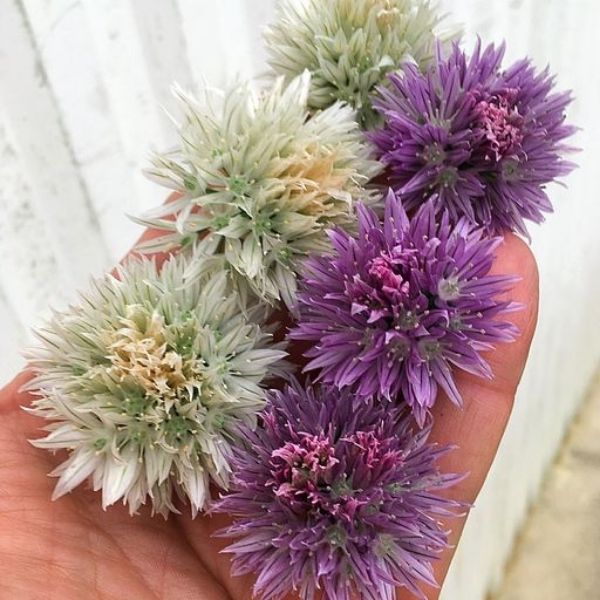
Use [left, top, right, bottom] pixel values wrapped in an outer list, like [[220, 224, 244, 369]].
[[410, 233, 539, 599]]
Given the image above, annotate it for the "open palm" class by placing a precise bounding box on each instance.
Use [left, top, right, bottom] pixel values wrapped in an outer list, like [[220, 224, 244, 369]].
[[0, 233, 538, 600]]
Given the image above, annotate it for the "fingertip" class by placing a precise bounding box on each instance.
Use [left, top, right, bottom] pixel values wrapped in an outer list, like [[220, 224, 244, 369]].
[[485, 233, 540, 396], [492, 234, 539, 318]]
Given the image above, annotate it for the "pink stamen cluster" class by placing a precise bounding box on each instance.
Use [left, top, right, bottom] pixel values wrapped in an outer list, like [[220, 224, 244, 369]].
[[268, 433, 339, 510], [351, 248, 420, 325], [473, 89, 525, 161]]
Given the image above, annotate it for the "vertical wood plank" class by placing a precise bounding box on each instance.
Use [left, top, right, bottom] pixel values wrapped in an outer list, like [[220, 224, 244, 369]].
[[241, 0, 278, 76], [20, 0, 143, 260], [80, 0, 172, 211], [127, 0, 195, 116], [176, 0, 256, 88], [0, 118, 72, 367], [0, 0, 110, 286]]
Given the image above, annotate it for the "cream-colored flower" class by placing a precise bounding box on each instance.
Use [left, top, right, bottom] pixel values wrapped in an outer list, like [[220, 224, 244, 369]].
[[264, 0, 457, 128], [27, 255, 287, 516], [135, 72, 381, 307]]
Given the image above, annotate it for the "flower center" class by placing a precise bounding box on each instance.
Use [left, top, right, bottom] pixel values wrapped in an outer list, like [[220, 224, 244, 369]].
[[93, 305, 215, 450], [421, 142, 447, 166], [419, 339, 442, 360], [106, 308, 192, 402], [268, 433, 339, 511], [501, 157, 521, 182], [437, 276, 461, 301], [227, 176, 251, 197], [268, 429, 403, 528], [473, 89, 524, 161], [437, 166, 459, 188], [368, 256, 411, 300], [347, 247, 421, 326]]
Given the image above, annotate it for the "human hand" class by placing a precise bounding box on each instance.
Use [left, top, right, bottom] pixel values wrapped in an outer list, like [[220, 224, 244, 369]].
[[0, 226, 538, 600]]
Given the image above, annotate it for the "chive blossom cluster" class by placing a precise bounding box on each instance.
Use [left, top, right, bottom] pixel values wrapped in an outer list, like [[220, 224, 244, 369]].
[[264, 0, 456, 128], [28, 256, 286, 516], [216, 381, 460, 600], [27, 2, 576, 599], [370, 41, 577, 235], [137, 72, 380, 307], [291, 190, 519, 425]]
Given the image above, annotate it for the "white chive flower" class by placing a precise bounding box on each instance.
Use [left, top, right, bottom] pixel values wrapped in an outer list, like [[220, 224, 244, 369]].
[[135, 72, 381, 307], [264, 0, 456, 128], [26, 255, 287, 517]]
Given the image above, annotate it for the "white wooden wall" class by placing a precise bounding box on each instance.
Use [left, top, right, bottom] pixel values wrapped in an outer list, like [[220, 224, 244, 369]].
[[0, 1, 598, 598]]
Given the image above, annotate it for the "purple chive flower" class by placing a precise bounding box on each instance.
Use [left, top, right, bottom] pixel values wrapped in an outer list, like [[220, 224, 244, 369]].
[[216, 380, 459, 600], [369, 40, 577, 236], [290, 190, 519, 425]]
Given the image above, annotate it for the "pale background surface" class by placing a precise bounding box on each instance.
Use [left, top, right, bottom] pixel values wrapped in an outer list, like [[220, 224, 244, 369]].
[[0, 1, 599, 598]]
